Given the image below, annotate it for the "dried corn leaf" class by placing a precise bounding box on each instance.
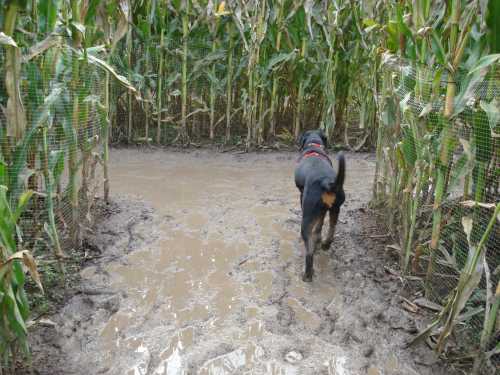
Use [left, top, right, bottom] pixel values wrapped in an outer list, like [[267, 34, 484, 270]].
[[0, 32, 18, 47], [22, 251, 43, 293]]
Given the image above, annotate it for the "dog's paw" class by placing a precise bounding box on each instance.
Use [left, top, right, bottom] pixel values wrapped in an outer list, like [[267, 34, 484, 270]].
[[321, 241, 332, 251], [302, 273, 313, 282]]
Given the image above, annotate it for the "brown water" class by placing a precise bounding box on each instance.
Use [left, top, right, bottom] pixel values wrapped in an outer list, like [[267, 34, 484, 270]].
[[35, 149, 451, 375], [103, 150, 338, 374]]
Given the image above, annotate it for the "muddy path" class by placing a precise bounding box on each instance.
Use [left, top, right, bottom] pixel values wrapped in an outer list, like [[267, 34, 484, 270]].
[[28, 149, 456, 375]]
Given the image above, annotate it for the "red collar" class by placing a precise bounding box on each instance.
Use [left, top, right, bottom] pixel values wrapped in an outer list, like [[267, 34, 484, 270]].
[[302, 151, 322, 159], [299, 150, 332, 165], [307, 142, 324, 149]]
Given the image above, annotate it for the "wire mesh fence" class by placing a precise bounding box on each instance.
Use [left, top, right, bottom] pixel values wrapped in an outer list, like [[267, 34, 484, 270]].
[[373, 53, 499, 371], [0, 46, 107, 259]]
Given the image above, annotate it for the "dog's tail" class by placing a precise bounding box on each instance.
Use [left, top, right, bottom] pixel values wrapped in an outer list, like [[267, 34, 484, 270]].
[[319, 153, 345, 192]]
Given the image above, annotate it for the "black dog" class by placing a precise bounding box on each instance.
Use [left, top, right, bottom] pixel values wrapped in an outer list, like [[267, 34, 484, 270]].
[[294, 129, 345, 282]]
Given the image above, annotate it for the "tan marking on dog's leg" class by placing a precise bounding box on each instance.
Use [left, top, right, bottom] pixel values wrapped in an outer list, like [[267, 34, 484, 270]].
[[321, 192, 336, 208], [322, 209, 339, 251], [303, 215, 325, 281], [312, 213, 325, 253], [306, 217, 322, 255]]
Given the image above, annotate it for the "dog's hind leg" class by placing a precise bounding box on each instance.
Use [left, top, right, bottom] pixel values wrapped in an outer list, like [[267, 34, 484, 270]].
[[322, 206, 340, 251], [301, 216, 312, 282], [301, 213, 324, 282], [313, 212, 325, 253]]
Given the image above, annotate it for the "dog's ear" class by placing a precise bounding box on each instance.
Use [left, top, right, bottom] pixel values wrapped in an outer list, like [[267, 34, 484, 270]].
[[298, 131, 310, 150], [318, 129, 328, 148]]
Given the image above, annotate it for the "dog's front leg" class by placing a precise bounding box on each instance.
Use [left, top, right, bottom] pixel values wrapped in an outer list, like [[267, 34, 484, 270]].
[[322, 206, 340, 251]]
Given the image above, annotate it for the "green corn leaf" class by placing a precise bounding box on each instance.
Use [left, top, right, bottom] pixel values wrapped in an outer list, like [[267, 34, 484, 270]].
[[448, 154, 468, 193], [479, 99, 500, 137], [85, 53, 138, 95], [32, 85, 62, 129], [396, 4, 412, 40], [303, 0, 314, 39], [468, 54, 500, 74], [84, 0, 101, 26], [386, 22, 400, 53], [191, 50, 226, 76], [37, 0, 60, 33], [4, 283, 27, 337], [0, 187, 17, 253], [49, 150, 65, 184], [8, 125, 39, 201], [430, 31, 446, 66], [472, 108, 492, 164], [266, 51, 296, 74], [0, 159, 7, 188], [486, 0, 500, 53], [452, 70, 485, 118], [71, 21, 86, 35], [12, 190, 33, 223]]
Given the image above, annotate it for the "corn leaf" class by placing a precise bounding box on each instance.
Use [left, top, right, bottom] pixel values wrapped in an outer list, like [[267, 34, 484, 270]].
[[0, 32, 18, 47], [468, 54, 500, 74], [12, 190, 33, 223]]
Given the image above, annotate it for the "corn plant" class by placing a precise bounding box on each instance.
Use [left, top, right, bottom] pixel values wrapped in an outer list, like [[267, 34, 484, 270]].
[[411, 204, 500, 354], [0, 185, 42, 370], [371, 0, 500, 368], [104, 0, 377, 146], [1, 2, 137, 370]]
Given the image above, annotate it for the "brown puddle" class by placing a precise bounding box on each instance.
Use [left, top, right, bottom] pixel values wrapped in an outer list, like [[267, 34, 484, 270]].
[[63, 150, 438, 375], [93, 151, 304, 372]]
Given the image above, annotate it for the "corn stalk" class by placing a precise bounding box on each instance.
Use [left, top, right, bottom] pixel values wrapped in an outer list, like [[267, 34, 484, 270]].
[[180, 0, 190, 144], [225, 22, 234, 142], [3, 2, 27, 142], [293, 36, 307, 140], [426, 0, 470, 294], [68, 0, 83, 246], [157, 29, 164, 144], [269, 0, 284, 139], [127, 4, 133, 143]]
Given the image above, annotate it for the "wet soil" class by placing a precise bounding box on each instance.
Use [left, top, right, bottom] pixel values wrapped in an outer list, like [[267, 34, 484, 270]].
[[27, 149, 457, 375]]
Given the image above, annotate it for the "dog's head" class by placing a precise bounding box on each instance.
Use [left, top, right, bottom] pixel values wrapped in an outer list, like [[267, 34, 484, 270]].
[[298, 129, 328, 150]]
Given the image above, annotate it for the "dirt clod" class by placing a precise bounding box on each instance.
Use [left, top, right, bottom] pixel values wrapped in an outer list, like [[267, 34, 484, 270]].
[[284, 350, 304, 363], [362, 346, 375, 358]]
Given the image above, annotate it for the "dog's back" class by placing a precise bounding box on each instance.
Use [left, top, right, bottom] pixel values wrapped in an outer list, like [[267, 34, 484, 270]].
[[295, 151, 344, 197]]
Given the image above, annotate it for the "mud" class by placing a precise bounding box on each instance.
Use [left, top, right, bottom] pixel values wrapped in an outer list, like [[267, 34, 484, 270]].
[[28, 149, 457, 375]]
